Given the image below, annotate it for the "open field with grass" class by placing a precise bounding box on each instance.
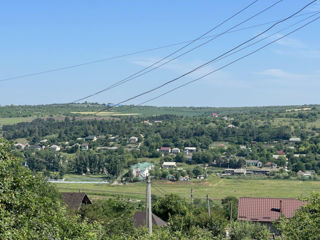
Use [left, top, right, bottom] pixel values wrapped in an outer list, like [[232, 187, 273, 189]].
[[0, 117, 34, 127], [54, 175, 320, 202]]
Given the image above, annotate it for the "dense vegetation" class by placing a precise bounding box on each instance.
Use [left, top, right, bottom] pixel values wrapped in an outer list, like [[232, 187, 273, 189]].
[[2, 138, 320, 239], [3, 104, 320, 178], [2, 102, 320, 239]]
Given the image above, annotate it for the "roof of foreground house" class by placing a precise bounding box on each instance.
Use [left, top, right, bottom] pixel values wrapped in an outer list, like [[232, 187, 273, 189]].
[[238, 197, 306, 222]]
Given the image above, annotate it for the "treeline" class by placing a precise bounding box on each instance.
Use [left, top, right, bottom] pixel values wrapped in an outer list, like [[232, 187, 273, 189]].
[[3, 116, 296, 144], [1, 102, 319, 118]]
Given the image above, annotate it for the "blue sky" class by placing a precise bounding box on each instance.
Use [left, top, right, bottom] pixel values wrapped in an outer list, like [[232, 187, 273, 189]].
[[0, 0, 319, 107]]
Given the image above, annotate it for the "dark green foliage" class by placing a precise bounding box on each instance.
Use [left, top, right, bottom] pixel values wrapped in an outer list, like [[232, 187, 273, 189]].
[[222, 196, 239, 221], [80, 198, 135, 237], [279, 193, 320, 240], [0, 138, 103, 239], [229, 221, 270, 240], [152, 194, 189, 221]]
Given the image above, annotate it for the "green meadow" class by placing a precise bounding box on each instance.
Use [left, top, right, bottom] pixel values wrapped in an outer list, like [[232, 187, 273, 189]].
[[54, 175, 320, 202]]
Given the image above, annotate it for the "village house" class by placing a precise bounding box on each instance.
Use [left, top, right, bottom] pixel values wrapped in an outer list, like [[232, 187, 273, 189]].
[[129, 136, 138, 144], [245, 160, 262, 168], [171, 148, 180, 154], [162, 162, 177, 168], [14, 143, 27, 150], [250, 168, 273, 175], [81, 142, 89, 150], [160, 147, 171, 154], [297, 170, 316, 177], [184, 147, 196, 154], [85, 135, 97, 141], [224, 168, 247, 175], [238, 197, 306, 231], [143, 120, 152, 126], [96, 146, 118, 151], [131, 162, 154, 180], [49, 145, 61, 151], [61, 192, 92, 210], [179, 174, 190, 181], [289, 137, 301, 142], [265, 162, 277, 168], [27, 145, 42, 151]]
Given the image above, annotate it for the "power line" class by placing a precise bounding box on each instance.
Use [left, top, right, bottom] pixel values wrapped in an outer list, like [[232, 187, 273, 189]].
[[152, 183, 168, 194], [152, 184, 167, 195], [1, 11, 316, 83], [72, 0, 285, 103], [75, 0, 284, 104], [98, 0, 317, 110], [139, 14, 320, 107]]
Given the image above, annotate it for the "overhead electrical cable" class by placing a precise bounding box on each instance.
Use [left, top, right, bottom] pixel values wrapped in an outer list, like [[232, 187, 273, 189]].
[[97, 0, 317, 111], [2, 11, 318, 83], [138, 14, 320, 106], [72, 0, 286, 103]]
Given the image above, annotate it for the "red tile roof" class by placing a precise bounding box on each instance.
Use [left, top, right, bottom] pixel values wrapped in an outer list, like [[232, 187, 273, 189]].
[[160, 147, 171, 150], [238, 197, 306, 222]]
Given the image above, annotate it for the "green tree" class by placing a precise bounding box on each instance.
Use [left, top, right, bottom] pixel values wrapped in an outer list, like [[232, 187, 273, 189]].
[[153, 194, 189, 221], [192, 166, 204, 177], [279, 193, 320, 240], [0, 138, 103, 240], [221, 196, 238, 221], [229, 221, 270, 240]]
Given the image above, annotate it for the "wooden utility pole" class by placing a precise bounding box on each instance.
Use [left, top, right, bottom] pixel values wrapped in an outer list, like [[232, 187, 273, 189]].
[[190, 188, 193, 205], [230, 201, 233, 225], [146, 176, 152, 234], [207, 194, 210, 216]]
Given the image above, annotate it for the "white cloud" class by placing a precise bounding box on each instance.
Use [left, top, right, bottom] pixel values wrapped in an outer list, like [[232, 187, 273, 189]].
[[259, 68, 310, 79], [273, 34, 306, 49]]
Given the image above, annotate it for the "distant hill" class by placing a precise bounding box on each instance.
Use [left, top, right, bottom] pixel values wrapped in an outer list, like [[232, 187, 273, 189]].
[[0, 102, 318, 118]]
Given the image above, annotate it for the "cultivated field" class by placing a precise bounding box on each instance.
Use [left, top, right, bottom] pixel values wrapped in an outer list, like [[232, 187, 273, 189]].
[[55, 175, 320, 202]]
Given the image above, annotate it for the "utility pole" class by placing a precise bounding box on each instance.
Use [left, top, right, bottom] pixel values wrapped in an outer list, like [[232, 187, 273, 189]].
[[146, 175, 152, 234], [207, 194, 210, 217], [190, 188, 193, 205], [230, 201, 233, 225]]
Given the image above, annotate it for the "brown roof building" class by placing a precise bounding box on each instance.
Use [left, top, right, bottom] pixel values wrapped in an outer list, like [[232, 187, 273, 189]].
[[61, 192, 92, 210], [238, 197, 306, 222], [133, 211, 167, 228]]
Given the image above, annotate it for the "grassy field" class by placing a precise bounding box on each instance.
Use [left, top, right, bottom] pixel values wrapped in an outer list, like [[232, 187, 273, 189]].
[[0, 117, 34, 127], [54, 175, 320, 202]]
